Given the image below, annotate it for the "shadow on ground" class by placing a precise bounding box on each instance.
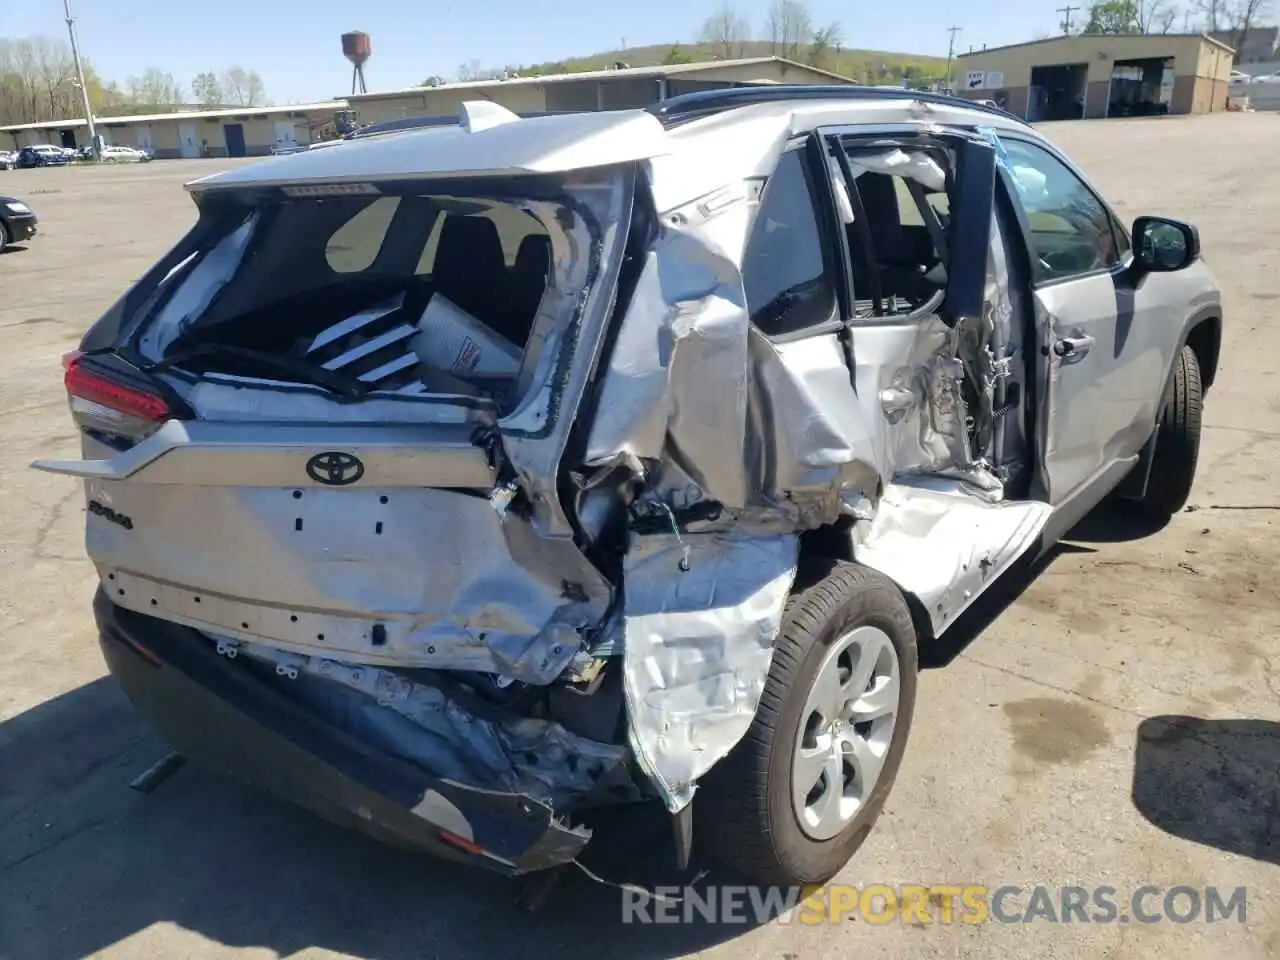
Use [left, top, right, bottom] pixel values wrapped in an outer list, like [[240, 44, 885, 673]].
[[1064, 499, 1170, 544], [1132, 715, 1280, 866], [0, 679, 782, 960], [921, 499, 1168, 669]]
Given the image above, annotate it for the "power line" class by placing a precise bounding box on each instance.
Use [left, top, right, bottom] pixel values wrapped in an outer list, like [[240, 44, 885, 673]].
[[1057, 4, 1079, 34]]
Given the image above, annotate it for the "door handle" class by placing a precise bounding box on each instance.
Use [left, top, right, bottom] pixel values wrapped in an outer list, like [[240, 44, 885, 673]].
[[1053, 334, 1095, 363]]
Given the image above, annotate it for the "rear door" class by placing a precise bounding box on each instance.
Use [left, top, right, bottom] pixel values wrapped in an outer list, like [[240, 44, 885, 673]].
[[996, 134, 1149, 505], [223, 124, 247, 158]]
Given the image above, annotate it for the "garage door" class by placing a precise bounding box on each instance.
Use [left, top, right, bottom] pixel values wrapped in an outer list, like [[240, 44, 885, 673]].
[[178, 122, 198, 158], [135, 125, 153, 152], [274, 120, 299, 151]]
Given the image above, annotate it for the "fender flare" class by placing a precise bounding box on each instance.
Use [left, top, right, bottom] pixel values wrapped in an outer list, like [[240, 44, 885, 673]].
[[1116, 302, 1221, 501], [1177, 303, 1222, 391]]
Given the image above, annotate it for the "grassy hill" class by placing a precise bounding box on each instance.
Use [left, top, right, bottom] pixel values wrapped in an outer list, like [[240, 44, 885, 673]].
[[524, 40, 949, 84]]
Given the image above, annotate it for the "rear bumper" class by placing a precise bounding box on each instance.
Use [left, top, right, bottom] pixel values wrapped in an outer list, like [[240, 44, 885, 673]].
[[4, 213, 37, 242], [94, 588, 592, 876]]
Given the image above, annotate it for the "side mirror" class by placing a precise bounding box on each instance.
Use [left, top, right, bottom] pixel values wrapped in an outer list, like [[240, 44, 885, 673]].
[[1132, 216, 1199, 274]]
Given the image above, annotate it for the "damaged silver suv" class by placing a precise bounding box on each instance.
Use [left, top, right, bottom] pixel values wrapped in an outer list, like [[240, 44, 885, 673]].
[[35, 87, 1221, 888]]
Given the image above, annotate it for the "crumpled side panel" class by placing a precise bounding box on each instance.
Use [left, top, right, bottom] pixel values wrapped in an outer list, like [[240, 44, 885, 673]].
[[584, 204, 753, 509], [854, 480, 1050, 634], [850, 309, 994, 493], [240, 640, 636, 810], [983, 209, 1031, 473], [745, 328, 882, 526], [621, 531, 798, 811]]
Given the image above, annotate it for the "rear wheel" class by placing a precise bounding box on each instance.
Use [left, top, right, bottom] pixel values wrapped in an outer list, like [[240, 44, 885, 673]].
[[1135, 345, 1203, 519], [694, 561, 918, 886], [0, 221, 8, 253]]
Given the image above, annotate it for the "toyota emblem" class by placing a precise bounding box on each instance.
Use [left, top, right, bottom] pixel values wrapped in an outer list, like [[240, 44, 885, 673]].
[[306, 451, 365, 486]]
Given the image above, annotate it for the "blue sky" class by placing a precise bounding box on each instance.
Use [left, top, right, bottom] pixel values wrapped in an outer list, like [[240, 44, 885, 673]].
[[6, 1, 1083, 103]]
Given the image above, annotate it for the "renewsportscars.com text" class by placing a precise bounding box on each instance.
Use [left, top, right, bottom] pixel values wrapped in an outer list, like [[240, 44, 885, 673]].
[[621, 884, 1248, 925]]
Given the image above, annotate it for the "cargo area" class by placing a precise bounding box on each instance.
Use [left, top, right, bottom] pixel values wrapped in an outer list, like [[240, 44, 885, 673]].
[[133, 182, 587, 411]]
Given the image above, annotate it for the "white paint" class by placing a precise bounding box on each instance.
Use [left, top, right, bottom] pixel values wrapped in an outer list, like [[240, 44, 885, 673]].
[[273, 120, 298, 150], [457, 100, 521, 133], [187, 106, 671, 193], [178, 122, 199, 159]]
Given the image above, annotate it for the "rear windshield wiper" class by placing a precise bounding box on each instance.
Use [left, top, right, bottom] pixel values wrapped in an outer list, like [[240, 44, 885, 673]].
[[149, 342, 372, 399]]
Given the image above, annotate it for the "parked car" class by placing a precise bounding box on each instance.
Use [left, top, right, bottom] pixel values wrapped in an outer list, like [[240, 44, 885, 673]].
[[16, 145, 71, 168], [101, 145, 148, 163], [0, 195, 38, 251], [34, 86, 1221, 889]]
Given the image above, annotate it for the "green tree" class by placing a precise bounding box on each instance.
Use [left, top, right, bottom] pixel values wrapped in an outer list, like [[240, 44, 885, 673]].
[[663, 43, 694, 64], [126, 68, 184, 110], [191, 71, 224, 106], [807, 22, 843, 69], [1084, 0, 1140, 33], [221, 65, 266, 106]]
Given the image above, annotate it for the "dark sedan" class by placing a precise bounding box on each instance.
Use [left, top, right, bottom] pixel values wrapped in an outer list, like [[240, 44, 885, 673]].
[[0, 196, 38, 251], [16, 145, 71, 168]]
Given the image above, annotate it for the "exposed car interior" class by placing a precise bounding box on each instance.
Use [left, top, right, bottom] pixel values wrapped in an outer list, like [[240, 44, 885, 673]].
[[158, 194, 554, 404]]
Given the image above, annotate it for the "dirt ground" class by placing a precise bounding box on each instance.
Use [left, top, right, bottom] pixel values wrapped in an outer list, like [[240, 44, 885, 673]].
[[0, 114, 1277, 960]]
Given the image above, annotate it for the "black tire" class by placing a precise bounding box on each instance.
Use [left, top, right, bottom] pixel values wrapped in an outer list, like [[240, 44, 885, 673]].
[[694, 560, 918, 886], [0, 220, 8, 254], [1136, 345, 1203, 519]]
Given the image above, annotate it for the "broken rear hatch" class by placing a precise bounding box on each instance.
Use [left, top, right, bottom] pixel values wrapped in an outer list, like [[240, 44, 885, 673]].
[[35, 126, 647, 723]]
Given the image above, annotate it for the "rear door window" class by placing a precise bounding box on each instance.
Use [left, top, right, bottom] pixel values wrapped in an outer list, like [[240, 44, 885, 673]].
[[741, 148, 839, 338]]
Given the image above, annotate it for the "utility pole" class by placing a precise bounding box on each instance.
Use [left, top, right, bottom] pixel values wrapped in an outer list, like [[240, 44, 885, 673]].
[[1057, 4, 1078, 34], [944, 26, 962, 92], [62, 0, 97, 159]]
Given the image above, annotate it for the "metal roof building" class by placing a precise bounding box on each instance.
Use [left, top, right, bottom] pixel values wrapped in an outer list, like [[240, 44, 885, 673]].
[[954, 33, 1234, 121], [341, 57, 857, 125], [1, 101, 348, 158]]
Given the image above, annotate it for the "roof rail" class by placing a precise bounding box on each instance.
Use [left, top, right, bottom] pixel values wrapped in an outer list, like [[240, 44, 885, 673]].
[[645, 85, 1020, 128], [344, 109, 581, 140], [345, 115, 456, 139]]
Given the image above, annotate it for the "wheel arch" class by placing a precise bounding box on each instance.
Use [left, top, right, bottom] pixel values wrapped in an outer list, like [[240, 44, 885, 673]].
[[797, 521, 937, 644], [1183, 307, 1221, 391]]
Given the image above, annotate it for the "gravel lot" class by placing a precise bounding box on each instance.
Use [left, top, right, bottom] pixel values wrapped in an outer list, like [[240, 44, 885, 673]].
[[1, 115, 1277, 960]]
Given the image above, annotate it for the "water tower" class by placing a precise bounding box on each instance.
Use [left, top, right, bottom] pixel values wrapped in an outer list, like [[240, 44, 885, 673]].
[[342, 31, 371, 95]]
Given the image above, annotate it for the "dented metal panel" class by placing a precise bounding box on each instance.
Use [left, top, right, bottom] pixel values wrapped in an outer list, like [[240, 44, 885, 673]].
[[237, 639, 635, 809], [854, 481, 1049, 634], [37, 108, 1074, 824], [85, 474, 611, 684], [745, 330, 881, 526], [584, 191, 755, 510], [621, 531, 798, 810]]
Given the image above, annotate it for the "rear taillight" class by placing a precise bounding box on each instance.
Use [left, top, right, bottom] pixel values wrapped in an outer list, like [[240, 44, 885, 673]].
[[64, 351, 173, 442]]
